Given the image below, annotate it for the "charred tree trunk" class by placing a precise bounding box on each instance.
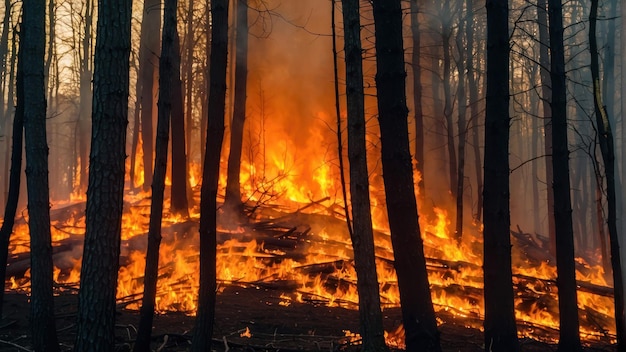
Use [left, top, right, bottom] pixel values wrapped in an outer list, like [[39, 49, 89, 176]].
[[538, 0, 556, 256], [482, 1, 519, 350], [548, 0, 582, 349], [74, 0, 132, 348], [467, 0, 482, 223], [190, 0, 228, 350], [134, 0, 178, 349], [0, 0, 11, 206], [78, 0, 93, 194], [138, 0, 161, 192], [0, 38, 23, 319], [441, 0, 456, 198], [371, 1, 441, 350], [341, 0, 387, 350], [170, 32, 190, 217], [224, 0, 249, 217], [410, 0, 425, 197], [455, 15, 467, 242], [589, 0, 626, 347], [22, 0, 60, 349], [184, 0, 194, 163]]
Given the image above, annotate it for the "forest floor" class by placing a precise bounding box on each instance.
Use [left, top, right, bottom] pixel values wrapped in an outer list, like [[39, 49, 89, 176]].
[[0, 285, 618, 352]]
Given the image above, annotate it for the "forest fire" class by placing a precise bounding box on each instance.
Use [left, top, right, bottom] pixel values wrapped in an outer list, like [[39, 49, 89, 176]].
[[2, 149, 617, 348]]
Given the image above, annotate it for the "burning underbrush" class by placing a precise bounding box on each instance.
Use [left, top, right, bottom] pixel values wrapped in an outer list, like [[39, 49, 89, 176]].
[[2, 178, 617, 349]]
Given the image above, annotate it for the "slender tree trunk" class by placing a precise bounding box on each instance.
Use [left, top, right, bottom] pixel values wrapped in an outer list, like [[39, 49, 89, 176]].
[[0, 38, 23, 319], [43, 0, 54, 99], [371, 1, 441, 350], [548, 0, 582, 349], [410, 0, 425, 197], [134, 0, 178, 348], [0, 0, 11, 206], [130, 83, 142, 191], [138, 0, 161, 192], [184, 0, 194, 162], [224, 0, 249, 217], [170, 33, 190, 216], [482, 1, 519, 350], [22, 0, 60, 349], [467, 0, 482, 223], [441, 0, 456, 197], [4, 22, 17, 207], [74, 0, 132, 348], [191, 0, 228, 350], [455, 13, 467, 242], [538, 0, 556, 255], [78, 0, 93, 194], [589, 0, 626, 347], [342, 0, 387, 350]]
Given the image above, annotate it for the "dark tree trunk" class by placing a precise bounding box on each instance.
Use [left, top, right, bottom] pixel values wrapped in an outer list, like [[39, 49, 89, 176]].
[[138, 0, 161, 192], [184, 0, 194, 162], [547, 0, 582, 349], [130, 82, 142, 192], [170, 32, 190, 217], [223, 0, 249, 217], [190, 0, 228, 350], [589, 0, 626, 347], [74, 0, 132, 348], [371, 1, 441, 350], [441, 0, 456, 198], [482, 1, 519, 351], [0, 37, 23, 319], [341, 0, 387, 350], [537, 0, 556, 256], [410, 0, 425, 197], [455, 14, 467, 242], [22, 0, 60, 349], [467, 0, 482, 223], [77, 0, 93, 194], [134, 0, 178, 349]]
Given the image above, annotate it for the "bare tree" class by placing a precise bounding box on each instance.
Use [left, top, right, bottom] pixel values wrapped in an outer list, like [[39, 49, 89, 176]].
[[74, 0, 132, 348], [342, 0, 387, 350], [482, 0, 519, 350], [22, 0, 60, 348], [410, 0, 425, 196], [371, 0, 441, 350], [548, 0, 582, 349], [190, 0, 228, 349]]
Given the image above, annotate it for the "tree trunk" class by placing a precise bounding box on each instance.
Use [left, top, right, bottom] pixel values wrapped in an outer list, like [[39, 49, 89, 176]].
[[134, 0, 178, 349], [184, 0, 194, 163], [482, 1, 519, 350], [589, 0, 626, 347], [138, 0, 161, 192], [223, 0, 249, 217], [538, 0, 556, 255], [22, 0, 60, 349], [170, 31, 190, 217], [371, 1, 441, 350], [467, 0, 482, 223], [0, 0, 11, 206], [455, 13, 467, 242], [190, 0, 228, 350], [410, 0, 425, 197], [74, 0, 132, 348], [342, 0, 387, 350], [441, 0, 456, 198], [0, 37, 23, 319], [547, 0, 582, 349], [78, 0, 93, 194]]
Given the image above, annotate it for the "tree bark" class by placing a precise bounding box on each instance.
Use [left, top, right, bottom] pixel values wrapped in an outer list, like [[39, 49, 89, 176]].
[[342, 0, 387, 350], [190, 0, 228, 350], [589, 0, 625, 347], [482, 1, 519, 350], [371, 1, 441, 350], [22, 0, 60, 349], [410, 0, 425, 197], [224, 0, 249, 217], [138, 0, 161, 192], [467, 0, 482, 223], [74, 0, 132, 349], [547, 0, 582, 349], [455, 12, 467, 242], [441, 0, 456, 198], [134, 0, 178, 349], [0, 35, 23, 319]]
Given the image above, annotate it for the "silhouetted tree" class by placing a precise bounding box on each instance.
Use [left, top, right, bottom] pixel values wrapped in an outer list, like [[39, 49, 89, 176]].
[[589, 0, 625, 348], [190, 0, 228, 350], [0, 31, 22, 319], [134, 0, 178, 349], [224, 0, 249, 218], [342, 0, 387, 350], [74, 0, 132, 349], [548, 0, 582, 349], [22, 0, 60, 349], [482, 0, 519, 350], [409, 0, 425, 197], [371, 0, 441, 350]]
